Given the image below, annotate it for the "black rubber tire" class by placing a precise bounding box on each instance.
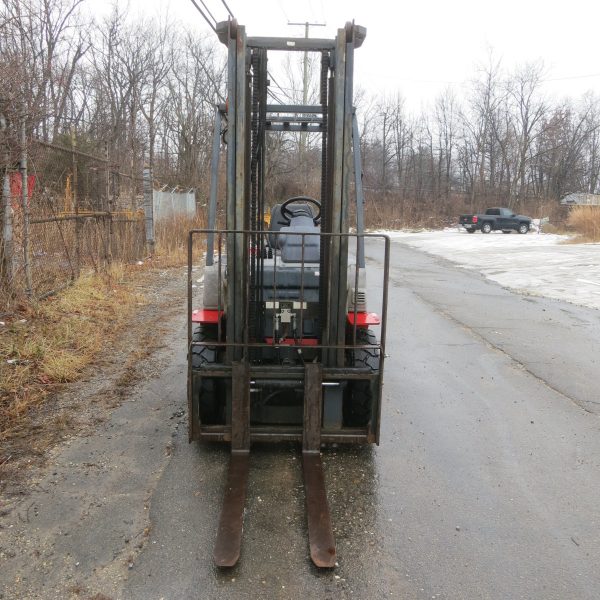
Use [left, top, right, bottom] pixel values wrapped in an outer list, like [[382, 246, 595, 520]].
[[466, 228, 476, 233], [344, 328, 380, 427], [481, 222, 492, 234], [518, 223, 529, 234], [191, 325, 224, 425]]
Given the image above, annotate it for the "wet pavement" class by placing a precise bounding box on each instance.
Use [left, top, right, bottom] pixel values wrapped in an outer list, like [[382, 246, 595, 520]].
[[2, 240, 600, 599]]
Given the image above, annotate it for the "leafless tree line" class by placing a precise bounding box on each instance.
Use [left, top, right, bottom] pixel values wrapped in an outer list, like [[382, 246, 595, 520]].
[[2, 1, 600, 222], [0, 0, 225, 196], [359, 58, 600, 220]]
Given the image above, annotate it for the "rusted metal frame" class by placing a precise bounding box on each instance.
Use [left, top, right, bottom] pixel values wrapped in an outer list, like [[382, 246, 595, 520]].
[[352, 111, 366, 269], [302, 361, 336, 568], [229, 24, 249, 364], [189, 230, 387, 250], [326, 27, 347, 369], [225, 26, 237, 364], [375, 235, 391, 444], [336, 34, 356, 367], [193, 365, 378, 380], [266, 115, 324, 123], [214, 25, 252, 569], [231, 362, 250, 451], [217, 232, 223, 345], [319, 51, 330, 353], [248, 49, 259, 349], [201, 424, 367, 436], [206, 107, 223, 267], [200, 430, 370, 444], [188, 229, 388, 355], [247, 37, 336, 51], [266, 104, 323, 114], [353, 237, 359, 348], [266, 124, 323, 132], [303, 453, 336, 567], [214, 361, 250, 567], [258, 49, 268, 345], [243, 225, 251, 353], [271, 232, 278, 345], [187, 230, 195, 441], [303, 362, 323, 452], [213, 452, 249, 567], [191, 340, 380, 351], [299, 233, 305, 342], [29, 213, 110, 224]]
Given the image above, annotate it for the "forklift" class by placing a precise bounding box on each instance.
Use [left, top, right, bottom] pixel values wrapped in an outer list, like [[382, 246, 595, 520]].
[[187, 19, 390, 568]]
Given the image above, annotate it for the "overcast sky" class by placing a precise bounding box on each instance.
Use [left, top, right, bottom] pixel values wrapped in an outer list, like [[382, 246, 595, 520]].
[[97, 0, 600, 111]]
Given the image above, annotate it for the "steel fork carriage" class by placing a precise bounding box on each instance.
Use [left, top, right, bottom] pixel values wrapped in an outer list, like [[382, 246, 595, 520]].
[[187, 19, 390, 568], [187, 229, 389, 567]]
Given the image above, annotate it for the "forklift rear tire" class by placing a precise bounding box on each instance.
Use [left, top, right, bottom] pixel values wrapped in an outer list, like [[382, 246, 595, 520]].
[[344, 328, 380, 427], [191, 325, 224, 425]]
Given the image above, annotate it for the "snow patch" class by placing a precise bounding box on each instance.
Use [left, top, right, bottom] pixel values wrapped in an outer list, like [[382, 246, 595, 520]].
[[374, 228, 600, 310]]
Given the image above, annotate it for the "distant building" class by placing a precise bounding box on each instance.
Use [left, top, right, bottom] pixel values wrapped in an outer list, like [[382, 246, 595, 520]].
[[560, 192, 600, 206]]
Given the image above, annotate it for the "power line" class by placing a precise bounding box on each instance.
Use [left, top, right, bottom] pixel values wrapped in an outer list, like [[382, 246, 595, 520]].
[[188, 0, 216, 32], [277, 0, 290, 22], [543, 72, 600, 82], [287, 21, 326, 152], [267, 89, 285, 104], [220, 0, 235, 18], [267, 71, 292, 101], [198, 0, 218, 25]]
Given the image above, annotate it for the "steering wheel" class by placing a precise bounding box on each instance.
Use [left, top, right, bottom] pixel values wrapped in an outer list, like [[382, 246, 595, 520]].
[[280, 196, 321, 225]]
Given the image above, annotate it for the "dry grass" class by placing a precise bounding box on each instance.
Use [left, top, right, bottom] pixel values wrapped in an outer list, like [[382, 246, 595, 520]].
[[0, 212, 200, 481], [153, 213, 206, 266], [566, 205, 600, 242], [0, 265, 141, 452], [0, 211, 202, 467]]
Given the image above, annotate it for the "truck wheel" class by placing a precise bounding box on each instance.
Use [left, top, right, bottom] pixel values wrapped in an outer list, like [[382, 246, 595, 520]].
[[344, 328, 380, 427], [191, 325, 224, 425], [518, 223, 529, 234], [481, 222, 492, 234], [467, 228, 476, 233]]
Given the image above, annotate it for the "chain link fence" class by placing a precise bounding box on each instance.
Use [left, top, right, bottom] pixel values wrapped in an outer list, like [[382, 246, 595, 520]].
[[1, 134, 147, 307]]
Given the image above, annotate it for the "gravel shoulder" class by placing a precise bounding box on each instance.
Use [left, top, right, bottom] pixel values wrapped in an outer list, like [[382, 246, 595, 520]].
[[0, 267, 189, 599]]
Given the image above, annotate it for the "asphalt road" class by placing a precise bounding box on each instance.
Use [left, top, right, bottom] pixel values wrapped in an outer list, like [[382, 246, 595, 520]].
[[2, 240, 600, 599]]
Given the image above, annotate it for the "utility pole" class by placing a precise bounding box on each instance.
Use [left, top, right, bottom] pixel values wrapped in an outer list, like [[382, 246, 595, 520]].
[[288, 21, 326, 158]]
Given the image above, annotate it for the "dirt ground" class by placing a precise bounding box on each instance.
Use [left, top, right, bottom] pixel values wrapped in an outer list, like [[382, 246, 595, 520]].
[[0, 266, 189, 599], [2, 240, 600, 600]]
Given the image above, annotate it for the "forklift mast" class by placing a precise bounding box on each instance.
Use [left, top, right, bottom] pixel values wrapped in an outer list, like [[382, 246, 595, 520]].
[[216, 19, 366, 365]]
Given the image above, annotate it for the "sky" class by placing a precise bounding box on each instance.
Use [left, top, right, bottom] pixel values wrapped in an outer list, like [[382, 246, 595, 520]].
[[96, 0, 600, 112]]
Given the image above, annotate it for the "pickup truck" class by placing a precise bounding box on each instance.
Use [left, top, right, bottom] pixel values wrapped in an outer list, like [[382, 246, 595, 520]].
[[459, 207, 532, 234]]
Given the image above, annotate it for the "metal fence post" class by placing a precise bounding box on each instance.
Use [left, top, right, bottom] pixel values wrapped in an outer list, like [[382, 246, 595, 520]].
[[21, 119, 33, 297], [72, 130, 80, 278], [104, 141, 112, 266], [1, 168, 14, 287], [143, 166, 155, 254]]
